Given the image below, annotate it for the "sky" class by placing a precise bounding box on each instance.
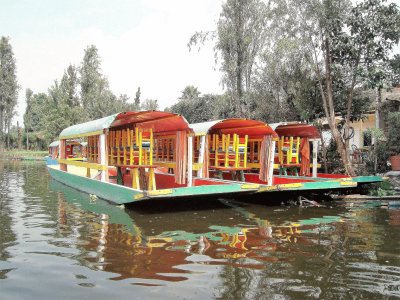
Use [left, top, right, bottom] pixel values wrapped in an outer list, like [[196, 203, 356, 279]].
[[1, 0, 400, 126], [0, 0, 224, 125]]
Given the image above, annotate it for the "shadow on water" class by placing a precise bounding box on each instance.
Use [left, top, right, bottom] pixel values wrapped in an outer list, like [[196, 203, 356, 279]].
[[1, 160, 400, 299]]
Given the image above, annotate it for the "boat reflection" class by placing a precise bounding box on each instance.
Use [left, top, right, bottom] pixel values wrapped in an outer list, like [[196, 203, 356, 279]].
[[50, 180, 350, 284]]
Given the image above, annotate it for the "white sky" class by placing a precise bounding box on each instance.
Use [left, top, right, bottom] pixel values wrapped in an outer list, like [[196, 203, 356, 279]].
[[1, 0, 224, 125], [1, 0, 399, 126]]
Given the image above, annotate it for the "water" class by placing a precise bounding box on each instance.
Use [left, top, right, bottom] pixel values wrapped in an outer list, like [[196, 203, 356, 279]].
[[0, 160, 399, 299]]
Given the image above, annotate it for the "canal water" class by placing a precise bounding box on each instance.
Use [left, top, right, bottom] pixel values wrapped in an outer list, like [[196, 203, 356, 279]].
[[0, 160, 399, 299]]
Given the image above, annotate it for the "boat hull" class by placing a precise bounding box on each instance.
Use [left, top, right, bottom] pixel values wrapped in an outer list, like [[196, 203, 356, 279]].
[[47, 166, 258, 204]]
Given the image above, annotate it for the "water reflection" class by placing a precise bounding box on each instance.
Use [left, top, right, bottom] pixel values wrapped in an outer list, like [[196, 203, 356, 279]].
[[0, 160, 400, 299]]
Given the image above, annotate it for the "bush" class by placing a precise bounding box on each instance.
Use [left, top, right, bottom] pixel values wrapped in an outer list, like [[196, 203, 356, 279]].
[[387, 112, 400, 156]]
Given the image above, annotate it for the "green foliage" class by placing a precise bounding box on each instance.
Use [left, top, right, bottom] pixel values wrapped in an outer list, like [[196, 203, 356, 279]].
[[386, 112, 400, 155], [368, 180, 395, 196], [0, 36, 19, 149], [363, 128, 390, 174], [140, 99, 159, 111], [22, 45, 136, 150], [168, 86, 224, 123], [390, 55, 400, 87], [325, 140, 345, 173], [189, 0, 270, 117]]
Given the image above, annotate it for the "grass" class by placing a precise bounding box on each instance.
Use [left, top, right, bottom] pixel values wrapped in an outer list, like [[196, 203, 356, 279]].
[[0, 150, 48, 158]]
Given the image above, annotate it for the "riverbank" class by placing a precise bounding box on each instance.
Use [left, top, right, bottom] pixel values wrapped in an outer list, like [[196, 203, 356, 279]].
[[0, 150, 47, 161]]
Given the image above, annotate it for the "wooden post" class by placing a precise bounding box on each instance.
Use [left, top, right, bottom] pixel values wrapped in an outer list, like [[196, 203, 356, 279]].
[[197, 135, 206, 177], [187, 135, 193, 187], [312, 139, 319, 178], [100, 133, 106, 182], [59, 139, 67, 171], [267, 140, 276, 186]]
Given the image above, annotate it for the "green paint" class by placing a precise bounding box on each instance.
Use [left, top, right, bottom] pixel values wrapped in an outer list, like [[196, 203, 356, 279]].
[[59, 113, 118, 138], [47, 167, 141, 204]]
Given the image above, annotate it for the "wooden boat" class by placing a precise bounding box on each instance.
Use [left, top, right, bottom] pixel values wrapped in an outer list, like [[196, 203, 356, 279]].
[[47, 112, 380, 205], [46, 140, 84, 165], [46, 111, 261, 205], [188, 119, 364, 195], [270, 122, 383, 186]]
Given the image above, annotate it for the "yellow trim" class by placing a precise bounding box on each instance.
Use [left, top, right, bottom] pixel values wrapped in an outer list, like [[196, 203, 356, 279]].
[[192, 163, 203, 171], [147, 189, 173, 196], [247, 162, 260, 168], [280, 183, 303, 189], [309, 163, 321, 168], [154, 161, 176, 168], [241, 183, 260, 189], [258, 185, 278, 192], [60, 130, 103, 140], [134, 193, 144, 200], [58, 159, 107, 171], [340, 181, 357, 187]]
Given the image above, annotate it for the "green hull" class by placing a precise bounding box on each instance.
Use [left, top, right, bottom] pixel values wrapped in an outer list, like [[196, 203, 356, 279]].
[[47, 167, 368, 205], [256, 178, 358, 194], [47, 167, 257, 204]]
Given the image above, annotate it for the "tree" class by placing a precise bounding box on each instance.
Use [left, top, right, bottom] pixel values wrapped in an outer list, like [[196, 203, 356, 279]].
[[180, 85, 200, 100], [287, 0, 400, 176], [61, 65, 80, 107], [0, 36, 19, 149], [141, 99, 159, 111], [134, 87, 141, 109], [23, 88, 33, 149], [169, 86, 219, 123], [189, 0, 270, 117], [80, 45, 133, 119]]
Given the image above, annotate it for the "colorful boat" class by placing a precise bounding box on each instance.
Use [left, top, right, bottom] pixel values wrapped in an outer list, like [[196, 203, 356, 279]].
[[270, 122, 383, 186], [189, 119, 366, 195], [47, 112, 380, 205], [47, 111, 261, 205]]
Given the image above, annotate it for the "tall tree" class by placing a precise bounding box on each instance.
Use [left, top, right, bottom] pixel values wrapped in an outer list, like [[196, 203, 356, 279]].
[[180, 85, 201, 100], [23, 88, 33, 150], [134, 87, 141, 109], [189, 0, 270, 117], [0, 37, 19, 149], [141, 99, 159, 111], [284, 0, 400, 176]]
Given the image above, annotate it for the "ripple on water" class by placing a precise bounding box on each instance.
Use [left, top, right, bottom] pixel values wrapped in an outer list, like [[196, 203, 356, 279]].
[[1, 161, 400, 299]]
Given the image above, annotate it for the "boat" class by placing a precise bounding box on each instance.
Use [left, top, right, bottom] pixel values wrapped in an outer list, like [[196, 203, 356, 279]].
[[47, 112, 380, 205], [188, 119, 369, 196], [270, 122, 383, 186], [47, 111, 261, 205], [46, 139, 85, 165]]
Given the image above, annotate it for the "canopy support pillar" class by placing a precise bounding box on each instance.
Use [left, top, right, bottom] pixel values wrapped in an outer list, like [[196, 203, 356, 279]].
[[197, 135, 206, 177], [312, 140, 319, 177], [187, 136, 193, 187], [267, 140, 276, 186], [59, 139, 67, 172], [100, 133, 107, 182]]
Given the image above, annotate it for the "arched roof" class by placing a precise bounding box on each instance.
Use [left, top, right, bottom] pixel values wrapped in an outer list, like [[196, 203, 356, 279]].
[[270, 122, 321, 139], [59, 111, 191, 139], [190, 119, 278, 138]]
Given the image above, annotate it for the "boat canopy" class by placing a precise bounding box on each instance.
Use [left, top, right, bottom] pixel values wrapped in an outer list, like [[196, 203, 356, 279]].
[[190, 119, 278, 138], [59, 111, 191, 139], [270, 122, 320, 139], [49, 141, 59, 148]]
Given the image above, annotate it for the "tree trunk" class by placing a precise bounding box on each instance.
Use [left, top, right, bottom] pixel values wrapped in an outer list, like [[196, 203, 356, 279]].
[[6, 120, 10, 149], [375, 86, 384, 130], [17, 121, 22, 150], [26, 130, 29, 151], [0, 109, 3, 151], [318, 38, 356, 176]]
